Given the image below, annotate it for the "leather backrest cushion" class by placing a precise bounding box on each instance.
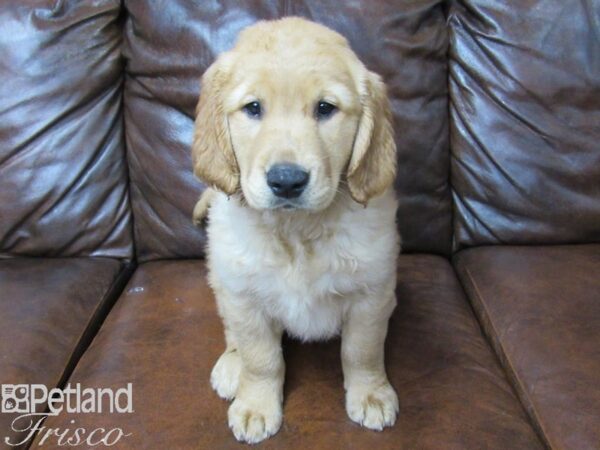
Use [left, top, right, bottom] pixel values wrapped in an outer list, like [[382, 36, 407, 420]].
[[123, 0, 452, 261], [0, 0, 133, 258], [449, 1, 600, 249]]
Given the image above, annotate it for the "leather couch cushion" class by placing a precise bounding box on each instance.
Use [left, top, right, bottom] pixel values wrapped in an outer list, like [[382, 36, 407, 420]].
[[123, 0, 452, 261], [36, 256, 542, 449], [449, 1, 600, 249], [454, 245, 600, 449], [0, 257, 127, 447], [0, 0, 133, 259]]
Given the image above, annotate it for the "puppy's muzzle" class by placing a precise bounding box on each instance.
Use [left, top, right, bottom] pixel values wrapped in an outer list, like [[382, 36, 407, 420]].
[[266, 163, 310, 199]]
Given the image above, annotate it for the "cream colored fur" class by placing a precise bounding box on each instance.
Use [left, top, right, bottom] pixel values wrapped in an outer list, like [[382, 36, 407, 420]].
[[192, 17, 399, 444]]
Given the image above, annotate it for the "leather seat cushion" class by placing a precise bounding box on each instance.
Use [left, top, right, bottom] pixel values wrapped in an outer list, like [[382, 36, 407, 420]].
[[0, 257, 127, 446], [454, 245, 600, 449], [36, 256, 541, 449]]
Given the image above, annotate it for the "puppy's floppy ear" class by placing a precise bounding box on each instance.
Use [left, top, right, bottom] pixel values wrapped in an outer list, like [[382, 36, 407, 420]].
[[192, 56, 239, 195], [347, 71, 397, 205]]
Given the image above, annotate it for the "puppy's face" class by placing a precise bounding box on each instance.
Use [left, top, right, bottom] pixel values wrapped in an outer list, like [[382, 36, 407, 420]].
[[193, 18, 396, 210], [225, 49, 360, 211]]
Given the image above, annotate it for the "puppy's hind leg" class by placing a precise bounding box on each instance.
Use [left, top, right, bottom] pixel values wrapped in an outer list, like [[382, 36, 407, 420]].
[[210, 323, 242, 400], [192, 187, 216, 226]]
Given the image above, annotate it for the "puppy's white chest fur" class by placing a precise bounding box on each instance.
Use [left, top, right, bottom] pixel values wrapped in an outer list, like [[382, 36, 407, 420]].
[[207, 191, 399, 341]]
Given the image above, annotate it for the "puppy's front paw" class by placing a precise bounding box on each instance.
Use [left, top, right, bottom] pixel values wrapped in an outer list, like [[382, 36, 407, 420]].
[[210, 350, 241, 400], [346, 381, 399, 430], [228, 396, 282, 444]]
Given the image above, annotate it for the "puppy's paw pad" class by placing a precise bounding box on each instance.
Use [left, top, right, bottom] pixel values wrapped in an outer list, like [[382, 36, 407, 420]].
[[346, 382, 398, 431], [210, 350, 241, 400], [228, 398, 282, 444]]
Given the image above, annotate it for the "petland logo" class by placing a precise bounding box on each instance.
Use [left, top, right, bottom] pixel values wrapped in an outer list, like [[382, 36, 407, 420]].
[[2, 383, 133, 447]]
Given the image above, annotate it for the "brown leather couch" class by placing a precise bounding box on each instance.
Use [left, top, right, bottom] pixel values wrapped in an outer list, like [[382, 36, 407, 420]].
[[1, 1, 598, 449]]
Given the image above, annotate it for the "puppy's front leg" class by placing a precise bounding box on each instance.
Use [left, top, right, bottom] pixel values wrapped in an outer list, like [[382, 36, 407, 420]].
[[222, 299, 284, 444], [342, 288, 398, 430]]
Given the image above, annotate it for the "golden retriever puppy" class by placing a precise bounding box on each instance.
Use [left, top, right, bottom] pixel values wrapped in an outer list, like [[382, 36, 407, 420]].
[[192, 17, 399, 444]]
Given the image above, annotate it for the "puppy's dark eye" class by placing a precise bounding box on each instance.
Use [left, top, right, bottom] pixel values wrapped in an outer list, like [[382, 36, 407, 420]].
[[242, 101, 262, 118], [316, 101, 337, 120]]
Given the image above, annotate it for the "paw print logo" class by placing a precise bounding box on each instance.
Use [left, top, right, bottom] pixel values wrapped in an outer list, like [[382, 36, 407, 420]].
[[2, 385, 30, 413]]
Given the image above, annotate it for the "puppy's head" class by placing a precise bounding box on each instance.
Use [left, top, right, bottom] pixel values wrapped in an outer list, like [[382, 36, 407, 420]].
[[192, 17, 396, 210]]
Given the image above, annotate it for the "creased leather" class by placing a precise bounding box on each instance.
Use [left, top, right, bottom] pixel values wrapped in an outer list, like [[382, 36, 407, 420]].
[[449, 0, 600, 250], [0, 0, 133, 258]]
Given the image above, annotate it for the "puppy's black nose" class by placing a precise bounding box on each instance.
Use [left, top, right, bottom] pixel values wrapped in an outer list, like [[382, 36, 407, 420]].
[[266, 163, 309, 199]]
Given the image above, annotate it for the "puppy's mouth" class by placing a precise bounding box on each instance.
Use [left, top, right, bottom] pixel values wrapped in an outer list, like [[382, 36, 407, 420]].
[[272, 199, 304, 211]]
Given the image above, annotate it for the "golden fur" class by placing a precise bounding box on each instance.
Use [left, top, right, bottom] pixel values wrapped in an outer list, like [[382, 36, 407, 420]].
[[192, 17, 399, 444]]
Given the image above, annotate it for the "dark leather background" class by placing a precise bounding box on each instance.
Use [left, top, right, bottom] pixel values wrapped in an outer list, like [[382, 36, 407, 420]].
[[2, 0, 596, 258], [0, 0, 133, 259], [123, 0, 452, 261], [449, 0, 600, 250]]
